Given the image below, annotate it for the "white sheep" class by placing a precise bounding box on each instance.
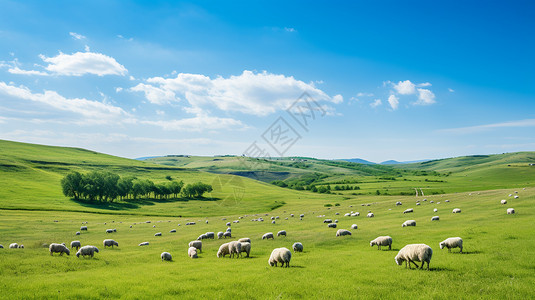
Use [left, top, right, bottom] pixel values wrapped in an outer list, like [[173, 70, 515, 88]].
[[323, 219, 333, 223], [76, 245, 99, 258], [351, 212, 360, 217], [138, 242, 149, 246], [226, 222, 231, 226], [217, 242, 230, 258], [105, 229, 114, 233], [49, 243, 70, 256], [396, 201, 402, 206], [292, 242, 303, 252], [170, 229, 176, 233], [452, 208, 461, 213], [228, 241, 242, 258], [416, 203, 421, 206], [501, 199, 507, 205], [238, 238, 251, 243], [268, 247, 292, 267], [205, 232, 215, 239], [103, 239, 119, 248], [514, 195, 519, 199], [370, 236, 392, 250], [80, 226, 88, 231], [300, 214, 304, 218], [188, 240, 202, 253], [188, 247, 198, 259], [445, 200, 450, 203], [403, 208, 414, 214], [217, 231, 224, 239], [226, 227, 231, 233], [223, 231, 232, 238], [277, 230, 287, 237], [70, 241, 81, 250], [328, 223, 337, 228], [395, 244, 433, 270], [262, 232, 274, 240], [402, 220, 416, 227], [507, 208, 515, 214], [439, 237, 463, 253], [351, 224, 358, 229], [239, 242, 251, 257], [75, 231, 81, 236], [431, 216, 440, 221], [434, 208, 438, 212], [197, 234, 208, 240], [161, 251, 173, 261], [154, 232, 162, 236], [367, 213, 374, 218], [9, 243, 19, 249], [344, 213, 351, 217], [336, 229, 351, 236]]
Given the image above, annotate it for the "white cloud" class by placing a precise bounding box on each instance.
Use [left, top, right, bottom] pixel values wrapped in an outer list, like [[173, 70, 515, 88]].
[[370, 99, 382, 108], [439, 119, 535, 134], [357, 92, 374, 97], [448, 88, 455, 92], [388, 94, 399, 110], [417, 82, 432, 87], [84, 45, 90, 52], [39, 51, 127, 76], [115, 87, 123, 93], [285, 27, 296, 32], [135, 70, 340, 116], [141, 114, 246, 132], [7, 66, 48, 76], [392, 80, 416, 95], [332, 94, 343, 104], [130, 83, 179, 104], [415, 88, 436, 105], [69, 32, 86, 40]]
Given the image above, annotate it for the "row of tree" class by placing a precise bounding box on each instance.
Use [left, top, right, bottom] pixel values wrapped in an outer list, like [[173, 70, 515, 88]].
[[61, 171, 212, 202]]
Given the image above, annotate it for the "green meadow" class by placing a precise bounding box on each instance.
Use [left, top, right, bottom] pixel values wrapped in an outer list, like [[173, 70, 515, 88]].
[[1, 139, 535, 299]]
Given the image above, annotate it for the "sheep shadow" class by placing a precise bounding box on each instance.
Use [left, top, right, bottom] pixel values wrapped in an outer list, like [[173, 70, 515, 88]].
[[456, 250, 481, 255]]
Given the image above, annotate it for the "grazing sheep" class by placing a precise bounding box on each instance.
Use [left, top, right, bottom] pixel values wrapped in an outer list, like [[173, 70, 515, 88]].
[[185, 240, 201, 252], [514, 195, 519, 199], [105, 229, 114, 233], [205, 232, 215, 239], [188, 247, 198, 259], [80, 226, 88, 231], [186, 222, 196, 225], [335, 212, 340, 215], [217, 243, 230, 258], [416, 203, 421, 206], [344, 213, 351, 217], [226, 222, 231, 226], [501, 199, 507, 205], [70, 241, 81, 250], [403, 208, 414, 214], [76, 246, 99, 258], [351, 224, 358, 229], [507, 208, 515, 214], [238, 238, 251, 243], [217, 232, 224, 239], [239, 242, 251, 257], [262, 232, 274, 240], [270, 217, 275, 220], [300, 214, 304, 218], [370, 236, 392, 250], [271, 221, 276, 224], [223, 231, 232, 238], [431, 216, 440, 221], [49, 243, 70, 256], [9, 243, 19, 249], [445, 200, 450, 203], [138, 242, 149, 246], [440, 237, 463, 253], [434, 208, 438, 212], [103, 239, 119, 248], [75, 231, 81, 235], [290, 214, 294, 217], [367, 213, 374, 218], [161, 251, 173, 261], [351, 212, 360, 217], [323, 219, 333, 223], [336, 229, 351, 236], [197, 234, 208, 240], [452, 208, 461, 213], [402, 220, 416, 227], [396, 201, 402, 206], [292, 242, 303, 252], [334, 220, 338, 223], [268, 247, 292, 267], [226, 227, 232, 233], [328, 223, 337, 228], [395, 244, 433, 270], [154, 232, 162, 237], [170, 229, 176, 233], [430, 201, 434, 203], [153, 225, 156, 228], [277, 230, 287, 237]]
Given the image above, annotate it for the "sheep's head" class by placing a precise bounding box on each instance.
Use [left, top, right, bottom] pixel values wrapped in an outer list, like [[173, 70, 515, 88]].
[[65, 248, 70, 255], [402, 223, 406, 227], [76, 252, 80, 258], [395, 255, 403, 265], [370, 241, 375, 247], [439, 242, 445, 249], [94, 247, 99, 253]]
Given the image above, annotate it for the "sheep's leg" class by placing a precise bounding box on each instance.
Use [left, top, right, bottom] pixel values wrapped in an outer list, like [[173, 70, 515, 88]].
[[459, 246, 463, 253], [448, 248, 451, 253], [389, 244, 391, 250], [411, 260, 419, 269], [407, 260, 411, 269]]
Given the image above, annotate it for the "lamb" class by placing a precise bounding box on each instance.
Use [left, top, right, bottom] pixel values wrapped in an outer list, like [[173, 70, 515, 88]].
[[403, 208, 414, 214], [188, 240, 202, 253], [292, 242, 303, 252], [431, 216, 440, 221], [238, 238, 251, 243], [277, 230, 287, 237], [76, 245, 99, 258], [344, 213, 351, 217], [239, 242, 251, 257], [351, 224, 358, 229], [452, 208, 461, 213], [205, 232, 215, 239], [336, 229, 351, 236], [507, 208, 515, 214], [188, 247, 198, 259], [370, 236, 392, 250], [402, 220, 416, 227], [138, 242, 149, 246], [262, 232, 274, 240], [70, 241, 81, 250], [103, 239, 119, 248], [217, 232, 224, 239], [9, 243, 19, 249], [439, 237, 463, 253], [217, 242, 230, 258], [328, 223, 337, 228], [223, 231, 232, 238], [367, 213, 374, 218], [268, 247, 292, 267], [49, 243, 70, 256], [154, 232, 162, 236], [161, 251, 173, 261], [501, 199, 507, 205], [395, 244, 433, 270]]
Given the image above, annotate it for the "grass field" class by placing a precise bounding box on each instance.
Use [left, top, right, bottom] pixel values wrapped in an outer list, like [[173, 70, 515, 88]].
[[1, 140, 535, 299]]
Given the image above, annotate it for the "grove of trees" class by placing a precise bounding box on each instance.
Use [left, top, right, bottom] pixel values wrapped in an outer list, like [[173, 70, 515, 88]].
[[61, 171, 212, 202]]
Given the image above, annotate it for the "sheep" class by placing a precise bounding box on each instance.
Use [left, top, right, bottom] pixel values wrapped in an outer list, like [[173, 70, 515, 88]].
[[403, 208, 414, 214], [217, 243, 230, 258], [514, 195, 519, 199], [105, 229, 114, 233], [239, 242, 251, 257], [277, 230, 287, 237], [351, 224, 358, 229], [226, 222, 231, 226], [501, 199, 507, 205], [351, 212, 360, 217], [270, 217, 275, 220], [402, 220, 416, 227], [334, 220, 338, 223], [336, 229, 351, 236], [70, 241, 81, 250], [262, 232, 274, 240], [445, 200, 450, 203], [186, 222, 196, 225], [367, 213, 374, 218], [76, 245, 99, 258], [161, 251, 173, 261], [395, 244, 433, 270], [75, 231, 81, 235], [226, 227, 232, 233], [223, 231, 232, 238], [292, 242, 303, 252], [507, 208, 515, 214], [138, 242, 149, 246], [434, 208, 438, 212], [217, 232, 224, 239], [154, 232, 162, 237], [80, 226, 88, 231], [439, 237, 463, 253], [344, 213, 351, 217], [396, 201, 402, 206], [197, 234, 208, 240], [328, 223, 337, 228], [103, 239, 119, 248], [9, 243, 19, 249], [370, 236, 392, 250], [452, 208, 461, 213], [268, 247, 292, 267], [0, 245, 3, 249], [170, 229, 176, 233], [300, 214, 304, 218], [323, 219, 333, 223], [188, 247, 198, 259], [290, 214, 294, 217], [19, 245, 24, 248], [238, 238, 251, 243], [416, 203, 421, 206], [430, 201, 434, 203], [49, 243, 70, 256], [431, 216, 440, 221], [335, 212, 340, 215], [206, 232, 215, 239], [187, 240, 202, 253], [271, 221, 276, 224]]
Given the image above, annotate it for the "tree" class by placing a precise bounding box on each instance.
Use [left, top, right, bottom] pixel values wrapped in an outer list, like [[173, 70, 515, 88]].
[[182, 182, 213, 198], [61, 171, 83, 200]]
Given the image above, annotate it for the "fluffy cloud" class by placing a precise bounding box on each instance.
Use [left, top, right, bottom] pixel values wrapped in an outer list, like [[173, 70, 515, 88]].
[[130, 83, 179, 104], [388, 95, 399, 110], [7, 66, 48, 76], [141, 114, 246, 132], [415, 88, 436, 105], [370, 99, 382, 108], [69, 32, 86, 40], [388, 80, 437, 108], [39, 51, 127, 76], [392, 80, 416, 95], [133, 70, 342, 116]]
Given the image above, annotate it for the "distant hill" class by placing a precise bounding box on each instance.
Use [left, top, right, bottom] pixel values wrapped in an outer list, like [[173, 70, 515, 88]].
[[380, 159, 430, 165], [135, 156, 162, 161], [342, 158, 376, 164]]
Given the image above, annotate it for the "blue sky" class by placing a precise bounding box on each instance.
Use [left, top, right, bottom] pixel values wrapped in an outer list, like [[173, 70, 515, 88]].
[[0, 0, 534, 162]]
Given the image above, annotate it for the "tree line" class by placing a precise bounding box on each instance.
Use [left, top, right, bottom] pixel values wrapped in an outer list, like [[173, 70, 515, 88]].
[[61, 171, 213, 202]]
